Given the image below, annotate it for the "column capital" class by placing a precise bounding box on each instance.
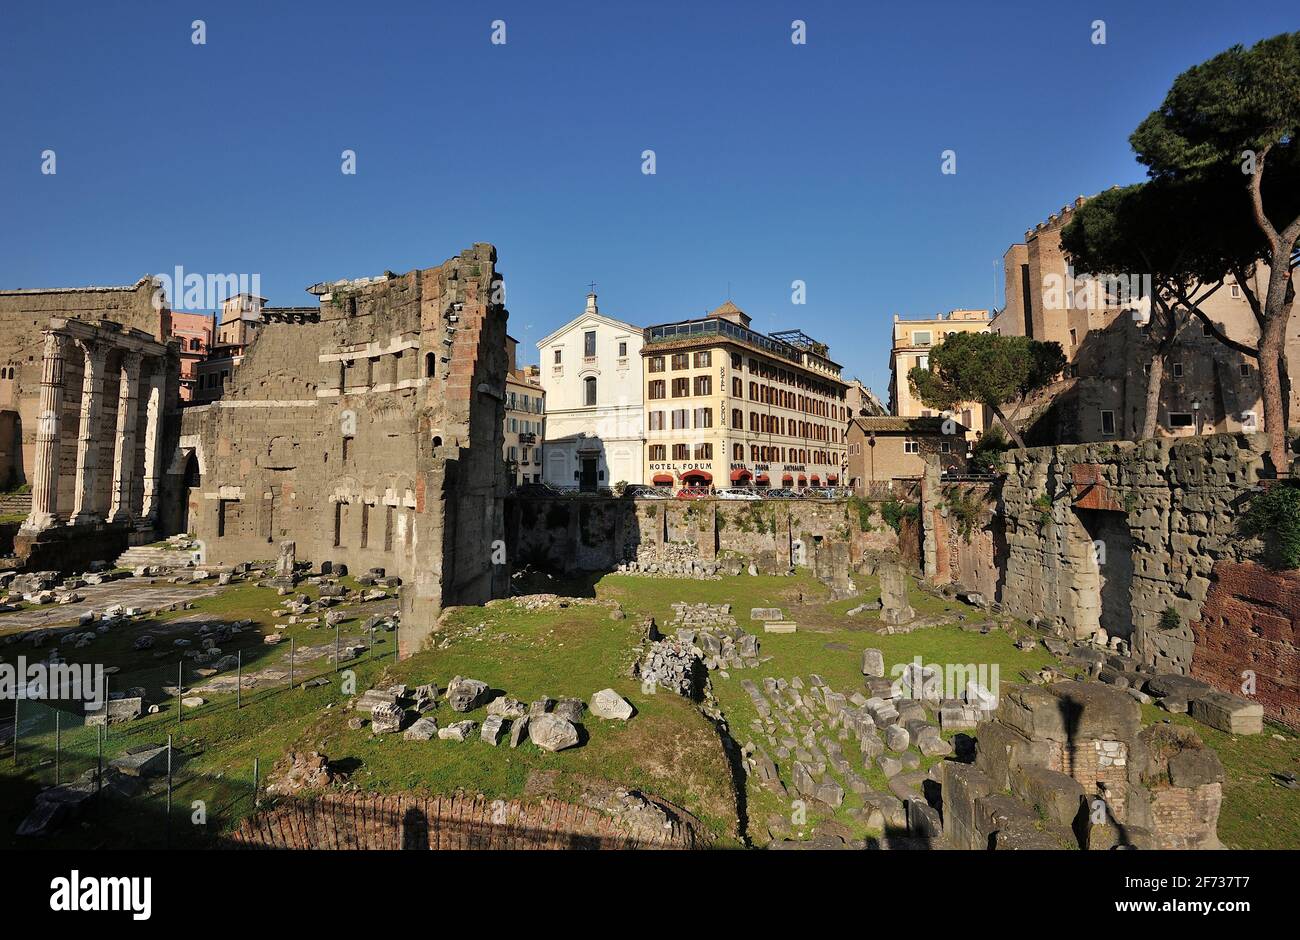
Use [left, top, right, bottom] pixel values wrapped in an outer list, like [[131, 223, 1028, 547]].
[[43, 330, 70, 357], [121, 349, 143, 379], [75, 337, 110, 369]]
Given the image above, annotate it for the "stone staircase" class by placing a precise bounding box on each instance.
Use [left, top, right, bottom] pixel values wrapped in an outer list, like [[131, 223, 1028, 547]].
[[0, 492, 32, 518], [114, 545, 196, 570]]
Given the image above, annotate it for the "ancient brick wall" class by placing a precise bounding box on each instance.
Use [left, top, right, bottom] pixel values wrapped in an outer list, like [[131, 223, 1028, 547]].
[[920, 474, 1003, 603], [228, 791, 700, 849], [1147, 783, 1224, 850], [1190, 560, 1300, 730]]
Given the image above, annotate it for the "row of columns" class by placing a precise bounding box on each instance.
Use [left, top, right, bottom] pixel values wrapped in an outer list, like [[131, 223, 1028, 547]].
[[24, 331, 167, 532]]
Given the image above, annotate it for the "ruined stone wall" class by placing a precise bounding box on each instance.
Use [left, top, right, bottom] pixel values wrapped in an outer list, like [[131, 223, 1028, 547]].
[[508, 496, 871, 577], [509, 497, 638, 573], [964, 681, 1223, 850], [182, 245, 508, 654], [921, 471, 1004, 603], [999, 435, 1270, 674]]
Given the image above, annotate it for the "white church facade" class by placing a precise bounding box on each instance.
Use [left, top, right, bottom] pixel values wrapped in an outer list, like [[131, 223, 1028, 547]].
[[535, 293, 645, 491]]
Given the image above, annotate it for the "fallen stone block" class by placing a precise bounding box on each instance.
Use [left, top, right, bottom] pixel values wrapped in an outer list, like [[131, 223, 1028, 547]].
[[528, 714, 579, 751], [589, 688, 634, 720], [1190, 691, 1263, 735]]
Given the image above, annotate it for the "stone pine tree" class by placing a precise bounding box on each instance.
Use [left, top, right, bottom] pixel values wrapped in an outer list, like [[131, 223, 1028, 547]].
[[1131, 31, 1300, 473], [907, 331, 1065, 450], [1060, 179, 1248, 441]]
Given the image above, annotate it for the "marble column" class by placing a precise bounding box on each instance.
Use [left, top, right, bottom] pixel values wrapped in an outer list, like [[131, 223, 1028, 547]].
[[69, 339, 108, 526], [107, 351, 143, 523], [22, 332, 69, 532], [138, 364, 167, 527]]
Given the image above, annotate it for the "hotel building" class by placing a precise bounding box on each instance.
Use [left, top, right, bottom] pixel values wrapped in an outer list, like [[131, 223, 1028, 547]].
[[640, 301, 848, 491]]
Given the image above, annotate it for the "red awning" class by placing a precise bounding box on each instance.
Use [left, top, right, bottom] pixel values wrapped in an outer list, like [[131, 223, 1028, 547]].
[[652, 473, 673, 485], [810, 475, 820, 485], [682, 470, 712, 483], [797, 475, 808, 485], [755, 473, 770, 485], [730, 469, 752, 482], [827, 474, 839, 483], [781, 474, 793, 484]]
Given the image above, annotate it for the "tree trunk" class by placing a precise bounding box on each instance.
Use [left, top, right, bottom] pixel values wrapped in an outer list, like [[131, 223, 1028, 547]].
[[988, 402, 1028, 450], [1258, 308, 1289, 474], [1141, 352, 1165, 441]]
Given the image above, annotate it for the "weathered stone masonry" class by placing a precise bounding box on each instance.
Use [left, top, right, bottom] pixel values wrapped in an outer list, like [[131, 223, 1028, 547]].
[[997, 434, 1299, 728], [0, 278, 182, 570], [180, 245, 510, 655]]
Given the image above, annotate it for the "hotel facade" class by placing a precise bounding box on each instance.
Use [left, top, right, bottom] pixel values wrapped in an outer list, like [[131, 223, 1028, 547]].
[[640, 302, 848, 491]]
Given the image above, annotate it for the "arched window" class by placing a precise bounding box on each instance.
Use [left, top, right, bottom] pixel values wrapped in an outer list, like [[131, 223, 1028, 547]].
[[583, 376, 597, 406], [190, 338, 201, 351], [425, 353, 436, 378]]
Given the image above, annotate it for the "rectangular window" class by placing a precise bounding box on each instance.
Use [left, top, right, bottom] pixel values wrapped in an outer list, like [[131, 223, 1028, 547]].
[[1100, 410, 1116, 436], [672, 409, 689, 429], [672, 377, 689, 397], [648, 380, 666, 400], [912, 331, 932, 346], [1241, 411, 1257, 430], [584, 331, 597, 357], [694, 407, 712, 428], [618, 340, 628, 357], [649, 410, 665, 431], [1168, 412, 1194, 428], [1172, 363, 1184, 378], [672, 444, 689, 460], [731, 353, 742, 369], [904, 440, 920, 455], [694, 375, 712, 396], [554, 348, 562, 364], [649, 356, 665, 373], [649, 444, 666, 461], [671, 353, 689, 370], [1239, 363, 1250, 378], [694, 443, 713, 460], [694, 351, 712, 368]]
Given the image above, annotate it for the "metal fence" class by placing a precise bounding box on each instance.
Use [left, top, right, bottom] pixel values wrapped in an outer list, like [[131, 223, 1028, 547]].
[[0, 615, 403, 846]]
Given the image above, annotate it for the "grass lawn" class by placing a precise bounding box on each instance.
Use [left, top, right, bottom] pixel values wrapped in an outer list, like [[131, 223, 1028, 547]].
[[1, 569, 1296, 850]]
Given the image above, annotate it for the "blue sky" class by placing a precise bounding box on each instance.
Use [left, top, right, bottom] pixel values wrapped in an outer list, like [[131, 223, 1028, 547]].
[[1, 1, 1293, 396]]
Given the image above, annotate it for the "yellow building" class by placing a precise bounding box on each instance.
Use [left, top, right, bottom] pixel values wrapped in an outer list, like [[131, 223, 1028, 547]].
[[504, 335, 545, 486], [887, 309, 991, 442], [640, 302, 848, 491]]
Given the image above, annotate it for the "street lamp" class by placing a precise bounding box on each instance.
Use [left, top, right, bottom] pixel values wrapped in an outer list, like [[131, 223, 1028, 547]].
[[1192, 396, 1201, 435]]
